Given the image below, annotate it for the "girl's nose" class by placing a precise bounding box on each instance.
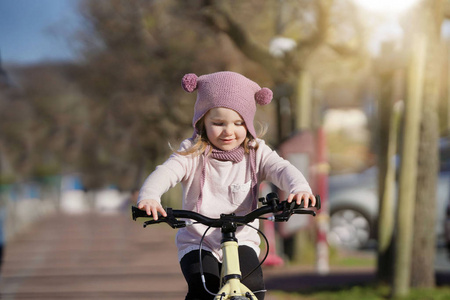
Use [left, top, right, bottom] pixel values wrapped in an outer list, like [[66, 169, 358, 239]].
[[223, 125, 233, 135]]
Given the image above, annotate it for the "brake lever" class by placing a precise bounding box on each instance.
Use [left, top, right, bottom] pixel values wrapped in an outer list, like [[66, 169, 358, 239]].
[[273, 212, 292, 222], [274, 207, 316, 222], [142, 208, 187, 229], [143, 219, 166, 228], [293, 209, 316, 217]]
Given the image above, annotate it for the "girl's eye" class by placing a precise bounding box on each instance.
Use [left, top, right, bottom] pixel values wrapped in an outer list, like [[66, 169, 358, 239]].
[[235, 122, 244, 126], [213, 122, 223, 126]]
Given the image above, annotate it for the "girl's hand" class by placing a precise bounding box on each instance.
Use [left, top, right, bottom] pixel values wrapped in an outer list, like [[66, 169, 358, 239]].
[[137, 199, 167, 220], [287, 192, 316, 208]]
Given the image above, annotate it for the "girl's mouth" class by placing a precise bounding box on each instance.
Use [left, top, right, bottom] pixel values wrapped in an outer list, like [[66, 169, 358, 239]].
[[220, 138, 234, 143]]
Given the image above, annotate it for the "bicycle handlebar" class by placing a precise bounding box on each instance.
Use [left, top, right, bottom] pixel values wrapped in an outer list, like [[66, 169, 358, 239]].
[[132, 193, 321, 229]]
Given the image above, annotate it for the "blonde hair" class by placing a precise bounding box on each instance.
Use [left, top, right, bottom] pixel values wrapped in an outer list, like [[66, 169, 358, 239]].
[[175, 117, 267, 156]]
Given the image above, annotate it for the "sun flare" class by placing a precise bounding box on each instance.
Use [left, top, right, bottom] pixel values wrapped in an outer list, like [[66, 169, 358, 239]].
[[354, 0, 421, 14]]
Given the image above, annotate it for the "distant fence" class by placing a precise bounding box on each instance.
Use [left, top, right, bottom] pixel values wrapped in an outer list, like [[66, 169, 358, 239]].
[[0, 178, 59, 244], [0, 175, 132, 244]]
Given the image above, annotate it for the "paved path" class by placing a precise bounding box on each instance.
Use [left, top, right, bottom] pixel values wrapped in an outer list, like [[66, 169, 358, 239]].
[[0, 212, 187, 299], [6, 211, 448, 299]]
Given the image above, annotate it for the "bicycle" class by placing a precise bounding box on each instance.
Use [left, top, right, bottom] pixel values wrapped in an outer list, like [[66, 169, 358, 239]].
[[132, 192, 321, 299]]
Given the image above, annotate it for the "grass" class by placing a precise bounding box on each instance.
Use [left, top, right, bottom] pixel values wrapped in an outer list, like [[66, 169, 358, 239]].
[[286, 229, 376, 268], [269, 285, 450, 300], [265, 230, 450, 299], [330, 249, 376, 268]]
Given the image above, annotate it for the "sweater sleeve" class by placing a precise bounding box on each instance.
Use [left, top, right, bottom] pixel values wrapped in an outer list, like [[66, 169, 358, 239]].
[[258, 141, 312, 195], [137, 140, 193, 204]]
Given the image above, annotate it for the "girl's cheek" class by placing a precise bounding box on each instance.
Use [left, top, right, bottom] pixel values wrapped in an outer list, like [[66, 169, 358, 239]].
[[208, 127, 221, 139]]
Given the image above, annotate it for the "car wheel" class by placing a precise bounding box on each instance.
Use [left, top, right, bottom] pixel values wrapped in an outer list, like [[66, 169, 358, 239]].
[[328, 208, 372, 250]]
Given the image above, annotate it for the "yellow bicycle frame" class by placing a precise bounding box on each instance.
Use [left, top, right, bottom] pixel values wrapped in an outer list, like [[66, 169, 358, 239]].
[[214, 240, 256, 299]]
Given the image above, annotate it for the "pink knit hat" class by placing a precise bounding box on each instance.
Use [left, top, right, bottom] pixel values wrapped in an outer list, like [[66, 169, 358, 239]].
[[181, 71, 273, 139]]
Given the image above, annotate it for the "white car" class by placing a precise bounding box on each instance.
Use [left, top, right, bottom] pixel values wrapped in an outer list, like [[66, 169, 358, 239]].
[[328, 138, 450, 250]]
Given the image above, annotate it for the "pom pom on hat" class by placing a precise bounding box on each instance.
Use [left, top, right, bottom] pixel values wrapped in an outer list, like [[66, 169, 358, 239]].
[[255, 87, 273, 105], [181, 73, 198, 93]]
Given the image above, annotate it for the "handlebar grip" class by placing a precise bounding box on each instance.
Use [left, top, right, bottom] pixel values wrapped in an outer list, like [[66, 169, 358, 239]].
[[132, 206, 153, 220], [315, 195, 321, 210], [293, 195, 321, 210]]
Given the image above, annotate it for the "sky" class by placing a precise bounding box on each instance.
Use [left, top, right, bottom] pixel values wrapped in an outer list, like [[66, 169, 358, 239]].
[[0, 0, 448, 66], [0, 0, 83, 65]]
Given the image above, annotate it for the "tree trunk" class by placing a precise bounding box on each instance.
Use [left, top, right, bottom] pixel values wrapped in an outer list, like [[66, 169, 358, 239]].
[[295, 70, 312, 131], [411, 104, 438, 287], [377, 96, 403, 284], [376, 68, 395, 284], [392, 34, 427, 298], [409, 0, 444, 288], [375, 43, 406, 284]]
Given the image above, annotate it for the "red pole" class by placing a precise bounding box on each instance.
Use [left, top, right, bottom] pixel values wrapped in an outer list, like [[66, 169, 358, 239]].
[[315, 127, 329, 274], [262, 219, 284, 266], [260, 182, 284, 267]]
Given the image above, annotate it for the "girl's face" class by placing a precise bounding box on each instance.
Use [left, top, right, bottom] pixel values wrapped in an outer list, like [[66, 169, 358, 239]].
[[204, 107, 248, 151]]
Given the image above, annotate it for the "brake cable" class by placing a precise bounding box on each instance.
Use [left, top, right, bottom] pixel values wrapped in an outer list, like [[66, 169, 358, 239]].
[[197, 221, 269, 297]]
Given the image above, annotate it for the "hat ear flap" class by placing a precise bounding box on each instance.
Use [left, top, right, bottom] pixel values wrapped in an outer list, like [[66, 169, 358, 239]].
[[181, 73, 198, 93], [255, 87, 273, 105]]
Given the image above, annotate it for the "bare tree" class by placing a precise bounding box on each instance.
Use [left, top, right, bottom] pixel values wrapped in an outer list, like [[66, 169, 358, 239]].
[[194, 0, 370, 139], [73, 0, 258, 189], [408, 0, 446, 289]]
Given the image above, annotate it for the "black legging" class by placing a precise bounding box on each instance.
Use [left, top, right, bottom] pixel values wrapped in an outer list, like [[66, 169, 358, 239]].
[[180, 246, 265, 300]]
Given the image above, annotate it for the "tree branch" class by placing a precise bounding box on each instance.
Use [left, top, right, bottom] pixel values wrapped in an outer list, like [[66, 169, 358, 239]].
[[200, 4, 284, 80], [294, 0, 331, 53], [444, 0, 450, 19], [200, 1, 335, 80]]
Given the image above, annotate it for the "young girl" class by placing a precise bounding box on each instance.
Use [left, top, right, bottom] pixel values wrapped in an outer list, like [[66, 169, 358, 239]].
[[137, 71, 315, 300]]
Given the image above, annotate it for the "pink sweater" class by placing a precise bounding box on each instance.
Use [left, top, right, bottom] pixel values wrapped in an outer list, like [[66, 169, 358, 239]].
[[138, 139, 312, 262]]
